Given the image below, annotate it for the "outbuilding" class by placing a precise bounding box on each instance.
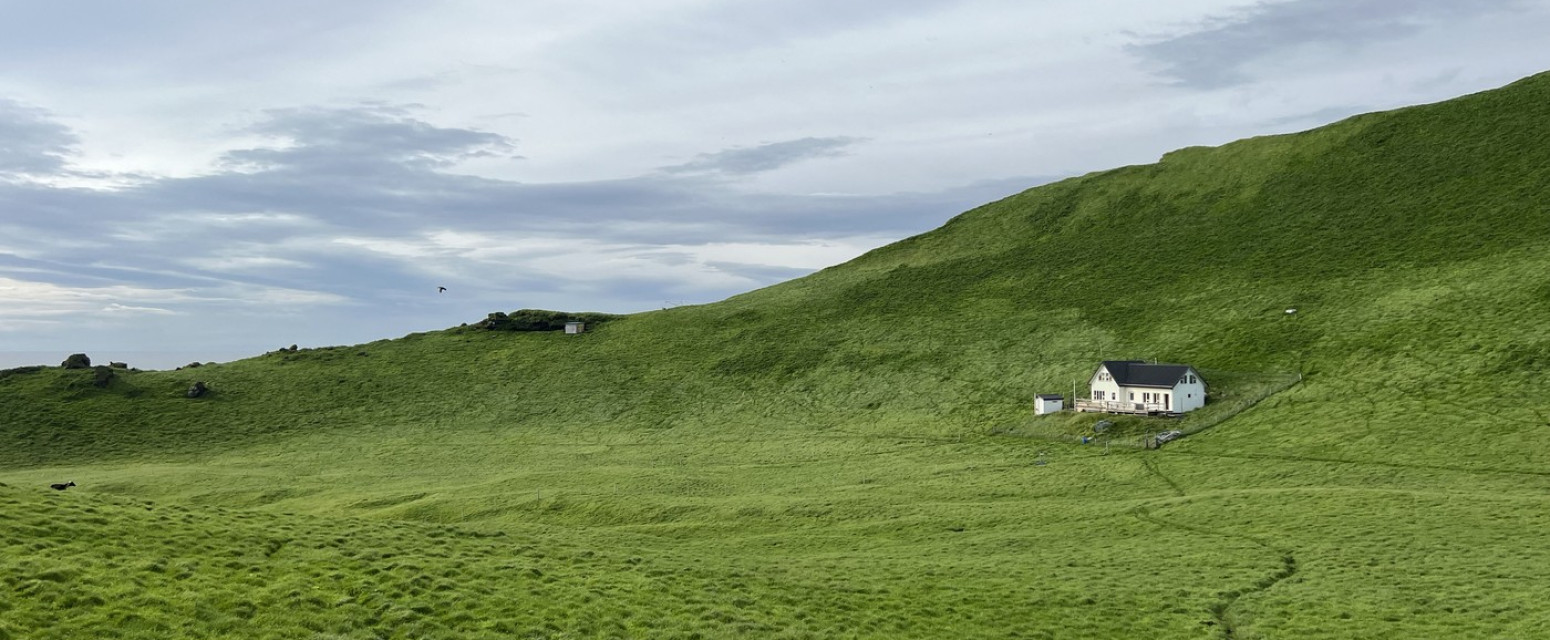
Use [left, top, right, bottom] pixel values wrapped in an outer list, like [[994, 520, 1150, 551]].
[[1034, 394, 1064, 415], [1078, 361, 1206, 415], [564, 321, 586, 335]]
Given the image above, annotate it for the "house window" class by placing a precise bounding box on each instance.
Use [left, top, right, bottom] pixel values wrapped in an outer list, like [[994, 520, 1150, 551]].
[[1128, 392, 1134, 400], [1095, 390, 1105, 400]]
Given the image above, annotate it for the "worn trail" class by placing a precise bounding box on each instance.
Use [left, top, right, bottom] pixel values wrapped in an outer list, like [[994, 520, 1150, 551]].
[[1133, 454, 1299, 637]]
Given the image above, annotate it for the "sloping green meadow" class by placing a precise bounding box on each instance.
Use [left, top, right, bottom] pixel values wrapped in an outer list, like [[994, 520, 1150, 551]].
[[4, 72, 1550, 638]]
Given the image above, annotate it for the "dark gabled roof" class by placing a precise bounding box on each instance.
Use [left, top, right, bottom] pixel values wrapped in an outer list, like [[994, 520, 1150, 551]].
[[1036, 394, 1064, 400], [1098, 361, 1201, 389]]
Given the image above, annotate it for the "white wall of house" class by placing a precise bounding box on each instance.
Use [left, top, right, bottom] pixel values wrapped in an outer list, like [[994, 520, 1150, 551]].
[[1108, 386, 1151, 408], [1087, 364, 1207, 413], [1122, 386, 1174, 410], [1089, 368, 1122, 402], [1174, 375, 1206, 412]]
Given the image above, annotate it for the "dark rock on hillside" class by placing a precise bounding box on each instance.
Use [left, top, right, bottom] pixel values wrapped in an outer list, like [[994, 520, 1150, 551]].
[[61, 353, 91, 369], [480, 309, 618, 332], [109, 362, 128, 369], [92, 366, 115, 388], [187, 381, 208, 398], [0, 365, 46, 380]]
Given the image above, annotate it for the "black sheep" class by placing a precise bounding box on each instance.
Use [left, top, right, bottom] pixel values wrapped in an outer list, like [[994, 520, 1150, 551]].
[[50, 481, 76, 491]]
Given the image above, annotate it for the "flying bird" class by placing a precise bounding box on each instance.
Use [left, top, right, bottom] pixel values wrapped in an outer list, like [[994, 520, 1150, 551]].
[[438, 286, 447, 293]]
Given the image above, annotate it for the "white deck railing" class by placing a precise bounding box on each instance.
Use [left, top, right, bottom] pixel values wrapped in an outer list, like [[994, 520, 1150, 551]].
[[1073, 399, 1170, 414]]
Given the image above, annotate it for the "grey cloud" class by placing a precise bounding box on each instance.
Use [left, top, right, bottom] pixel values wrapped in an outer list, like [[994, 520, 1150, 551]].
[[0, 99, 77, 176], [703, 261, 811, 283], [113, 105, 527, 226], [1258, 105, 1368, 129], [376, 73, 459, 93], [135, 120, 956, 244], [376, 64, 527, 94], [662, 137, 865, 176], [1409, 68, 1467, 92], [0, 102, 1056, 343], [639, 251, 699, 267], [560, 0, 960, 75], [0, 182, 140, 239], [0, 254, 209, 290], [471, 174, 1048, 245], [222, 104, 518, 174], [666, 0, 959, 53], [3, 74, 1027, 268], [0, 2, 427, 91], [1129, 0, 1529, 89]]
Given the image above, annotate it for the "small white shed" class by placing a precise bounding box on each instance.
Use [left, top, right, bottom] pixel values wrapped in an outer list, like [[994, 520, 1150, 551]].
[[564, 321, 586, 335], [1034, 394, 1065, 415]]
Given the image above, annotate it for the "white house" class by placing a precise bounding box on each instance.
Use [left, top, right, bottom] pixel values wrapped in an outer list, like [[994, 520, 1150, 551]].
[[564, 321, 586, 335], [1034, 394, 1064, 415], [1080, 361, 1206, 415]]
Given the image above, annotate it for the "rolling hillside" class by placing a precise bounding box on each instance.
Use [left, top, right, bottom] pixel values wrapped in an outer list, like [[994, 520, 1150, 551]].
[[3, 72, 1550, 639]]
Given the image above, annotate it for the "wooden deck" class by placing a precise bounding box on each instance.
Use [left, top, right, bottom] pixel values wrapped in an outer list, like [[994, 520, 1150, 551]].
[[1073, 399, 1178, 416]]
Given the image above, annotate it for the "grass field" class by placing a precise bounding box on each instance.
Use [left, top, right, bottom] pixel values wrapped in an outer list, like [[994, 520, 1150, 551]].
[[3, 72, 1550, 638]]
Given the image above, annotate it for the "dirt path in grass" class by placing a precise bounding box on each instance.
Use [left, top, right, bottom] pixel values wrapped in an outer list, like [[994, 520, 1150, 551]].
[[1134, 454, 1299, 638]]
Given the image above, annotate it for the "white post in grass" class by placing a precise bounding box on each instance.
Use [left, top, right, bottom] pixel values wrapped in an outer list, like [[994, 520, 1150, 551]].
[[1287, 308, 1303, 374]]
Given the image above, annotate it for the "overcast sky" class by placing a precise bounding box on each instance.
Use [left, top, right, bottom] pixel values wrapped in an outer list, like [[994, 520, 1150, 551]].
[[3, 0, 1549, 369]]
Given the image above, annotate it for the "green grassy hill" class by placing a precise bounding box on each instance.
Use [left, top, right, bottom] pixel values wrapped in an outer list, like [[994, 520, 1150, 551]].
[[4, 72, 1550, 639]]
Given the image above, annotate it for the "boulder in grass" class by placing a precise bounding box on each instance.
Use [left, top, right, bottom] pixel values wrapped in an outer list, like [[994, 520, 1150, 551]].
[[62, 353, 91, 369], [109, 362, 129, 369], [187, 381, 208, 398], [92, 366, 115, 388]]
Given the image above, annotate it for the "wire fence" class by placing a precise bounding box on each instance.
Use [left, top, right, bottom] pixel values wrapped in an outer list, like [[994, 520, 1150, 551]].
[[991, 371, 1304, 450]]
